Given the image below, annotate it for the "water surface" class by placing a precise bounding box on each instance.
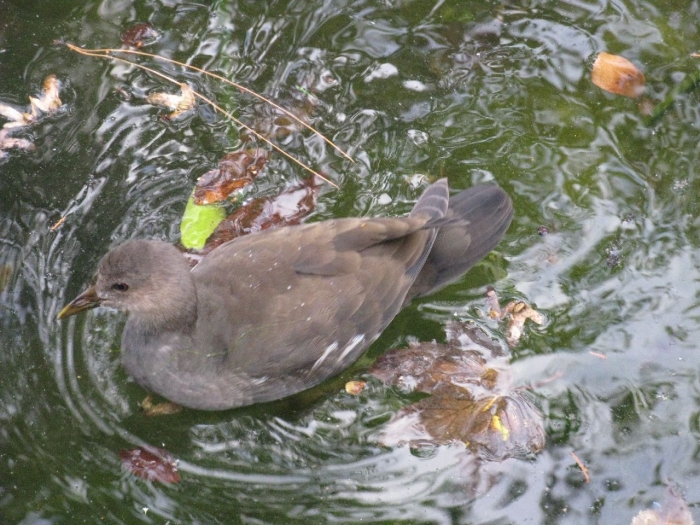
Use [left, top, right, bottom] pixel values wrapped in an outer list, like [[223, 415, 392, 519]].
[[1, 0, 700, 523]]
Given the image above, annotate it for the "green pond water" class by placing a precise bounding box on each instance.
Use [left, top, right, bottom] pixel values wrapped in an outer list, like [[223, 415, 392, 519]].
[[1, 0, 700, 523]]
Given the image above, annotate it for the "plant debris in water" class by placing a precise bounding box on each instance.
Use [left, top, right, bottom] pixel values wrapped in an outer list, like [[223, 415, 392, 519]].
[[369, 322, 545, 461], [140, 395, 182, 417], [146, 82, 196, 119], [485, 288, 544, 348], [193, 148, 269, 205], [119, 446, 180, 484], [120, 22, 162, 48], [0, 74, 63, 158], [180, 177, 319, 260], [591, 52, 646, 98], [179, 194, 227, 251]]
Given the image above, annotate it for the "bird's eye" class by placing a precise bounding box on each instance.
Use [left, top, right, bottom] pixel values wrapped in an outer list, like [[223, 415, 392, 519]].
[[111, 283, 129, 292]]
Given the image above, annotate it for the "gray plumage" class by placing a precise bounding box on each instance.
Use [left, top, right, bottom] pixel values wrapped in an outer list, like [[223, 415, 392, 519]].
[[59, 180, 513, 410]]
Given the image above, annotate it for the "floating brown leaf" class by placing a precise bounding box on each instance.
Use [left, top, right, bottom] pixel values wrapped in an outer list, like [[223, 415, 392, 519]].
[[195, 177, 319, 255], [146, 83, 195, 119], [591, 52, 645, 98], [369, 322, 545, 460], [120, 22, 161, 48], [119, 446, 180, 484], [630, 485, 694, 525], [193, 149, 269, 205]]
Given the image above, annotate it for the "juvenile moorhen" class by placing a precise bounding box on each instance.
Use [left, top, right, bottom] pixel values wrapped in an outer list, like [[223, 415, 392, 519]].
[[59, 180, 513, 410]]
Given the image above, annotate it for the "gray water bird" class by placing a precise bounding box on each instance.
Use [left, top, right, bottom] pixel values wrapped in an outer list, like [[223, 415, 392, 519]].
[[59, 180, 513, 410]]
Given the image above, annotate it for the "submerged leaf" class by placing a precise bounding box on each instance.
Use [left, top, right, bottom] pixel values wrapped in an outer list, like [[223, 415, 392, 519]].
[[369, 322, 545, 460], [591, 52, 645, 98], [193, 149, 269, 205], [179, 194, 226, 250], [119, 447, 180, 484], [121, 22, 161, 48]]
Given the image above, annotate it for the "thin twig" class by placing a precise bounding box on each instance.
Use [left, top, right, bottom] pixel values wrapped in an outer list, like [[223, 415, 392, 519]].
[[66, 43, 353, 163], [66, 44, 337, 188], [570, 451, 590, 483]]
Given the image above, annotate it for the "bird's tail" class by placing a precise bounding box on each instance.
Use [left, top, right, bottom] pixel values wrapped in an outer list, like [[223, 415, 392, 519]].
[[408, 183, 513, 299]]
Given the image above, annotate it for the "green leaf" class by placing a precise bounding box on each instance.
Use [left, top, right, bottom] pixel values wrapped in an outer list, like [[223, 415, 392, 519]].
[[179, 193, 226, 250]]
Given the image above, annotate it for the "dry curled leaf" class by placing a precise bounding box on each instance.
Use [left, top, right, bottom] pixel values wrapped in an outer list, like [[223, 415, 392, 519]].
[[120, 22, 161, 48], [502, 301, 544, 349], [193, 149, 269, 205], [591, 52, 645, 98], [119, 446, 180, 484], [485, 289, 544, 348], [369, 322, 545, 460], [147, 83, 196, 119]]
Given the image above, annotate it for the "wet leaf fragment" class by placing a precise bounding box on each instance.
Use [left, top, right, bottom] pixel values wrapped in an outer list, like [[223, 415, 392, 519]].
[[0, 104, 32, 128], [179, 193, 226, 250], [369, 322, 545, 460], [485, 288, 544, 348], [0, 75, 63, 158], [0, 74, 63, 129], [119, 446, 180, 484], [502, 302, 544, 349], [147, 83, 196, 119], [29, 75, 63, 116], [121, 22, 161, 48], [196, 178, 319, 255], [591, 52, 645, 98], [193, 149, 269, 205], [345, 380, 366, 395], [140, 395, 183, 417]]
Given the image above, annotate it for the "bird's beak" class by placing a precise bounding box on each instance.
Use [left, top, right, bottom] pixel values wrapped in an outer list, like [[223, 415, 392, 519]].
[[57, 285, 101, 319]]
